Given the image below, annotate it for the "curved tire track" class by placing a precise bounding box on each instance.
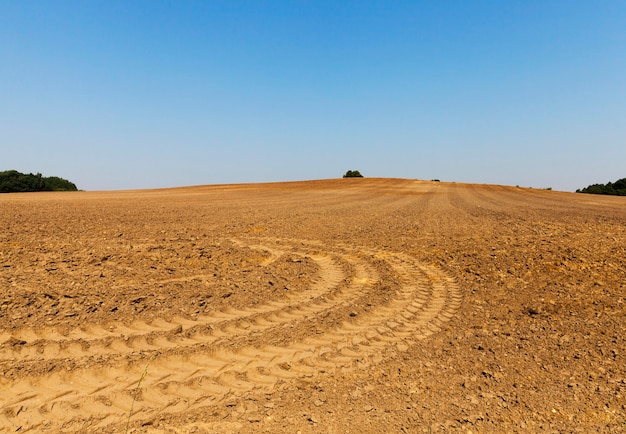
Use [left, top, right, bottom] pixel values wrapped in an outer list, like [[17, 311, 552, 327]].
[[0, 238, 461, 432], [0, 243, 350, 363]]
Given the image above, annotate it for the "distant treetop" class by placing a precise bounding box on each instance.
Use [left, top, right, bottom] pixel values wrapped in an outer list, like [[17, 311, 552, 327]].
[[0, 170, 78, 193], [343, 170, 363, 178], [576, 177, 626, 196]]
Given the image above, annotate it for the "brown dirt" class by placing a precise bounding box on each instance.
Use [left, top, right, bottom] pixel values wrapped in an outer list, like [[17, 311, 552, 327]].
[[0, 178, 625, 433]]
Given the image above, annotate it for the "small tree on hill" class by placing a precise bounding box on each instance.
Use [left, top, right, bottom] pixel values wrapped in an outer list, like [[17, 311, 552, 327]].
[[343, 170, 363, 178]]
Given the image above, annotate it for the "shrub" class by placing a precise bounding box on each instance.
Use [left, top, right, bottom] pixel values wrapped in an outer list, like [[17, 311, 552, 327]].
[[343, 170, 363, 178]]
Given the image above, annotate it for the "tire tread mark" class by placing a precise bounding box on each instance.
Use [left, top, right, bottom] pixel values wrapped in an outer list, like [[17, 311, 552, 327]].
[[0, 238, 461, 433]]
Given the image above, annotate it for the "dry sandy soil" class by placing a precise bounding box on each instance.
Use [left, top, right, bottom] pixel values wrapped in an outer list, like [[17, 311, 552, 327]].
[[0, 178, 625, 433]]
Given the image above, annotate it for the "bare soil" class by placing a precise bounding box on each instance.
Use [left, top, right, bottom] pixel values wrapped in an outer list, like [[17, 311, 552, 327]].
[[1, 178, 625, 433]]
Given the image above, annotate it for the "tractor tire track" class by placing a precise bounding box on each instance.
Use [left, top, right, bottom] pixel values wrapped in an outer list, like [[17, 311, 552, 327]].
[[0, 243, 352, 365], [0, 238, 461, 433]]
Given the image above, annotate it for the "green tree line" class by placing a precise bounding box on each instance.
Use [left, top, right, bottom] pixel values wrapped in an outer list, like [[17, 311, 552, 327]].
[[576, 177, 626, 196], [0, 170, 78, 193]]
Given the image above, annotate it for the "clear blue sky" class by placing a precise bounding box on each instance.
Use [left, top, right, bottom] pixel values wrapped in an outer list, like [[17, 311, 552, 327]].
[[2, 1, 625, 191]]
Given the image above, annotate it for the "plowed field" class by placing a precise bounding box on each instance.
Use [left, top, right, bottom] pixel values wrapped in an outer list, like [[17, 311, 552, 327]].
[[1, 178, 625, 432]]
